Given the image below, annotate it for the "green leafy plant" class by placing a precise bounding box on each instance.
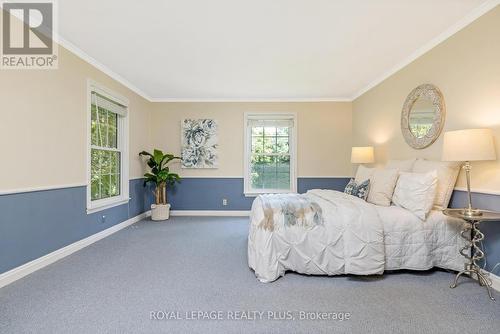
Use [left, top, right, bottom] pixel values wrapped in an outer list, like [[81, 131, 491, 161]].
[[139, 149, 181, 205]]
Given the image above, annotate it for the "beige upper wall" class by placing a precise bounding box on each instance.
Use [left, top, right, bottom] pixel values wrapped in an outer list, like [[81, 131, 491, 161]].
[[352, 5, 500, 192], [0, 29, 352, 192], [6, 5, 498, 192], [0, 45, 152, 191], [150, 102, 353, 178]]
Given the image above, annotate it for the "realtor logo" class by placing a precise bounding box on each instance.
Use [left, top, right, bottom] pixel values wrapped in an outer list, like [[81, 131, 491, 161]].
[[1, 1, 58, 69]]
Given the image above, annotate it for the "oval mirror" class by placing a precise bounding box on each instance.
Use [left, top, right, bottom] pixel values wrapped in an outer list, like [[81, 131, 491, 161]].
[[401, 84, 445, 149]]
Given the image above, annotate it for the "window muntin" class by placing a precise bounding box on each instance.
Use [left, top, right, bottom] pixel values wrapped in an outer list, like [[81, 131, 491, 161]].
[[87, 83, 129, 213], [250, 126, 291, 190], [90, 100, 121, 201], [245, 114, 296, 195]]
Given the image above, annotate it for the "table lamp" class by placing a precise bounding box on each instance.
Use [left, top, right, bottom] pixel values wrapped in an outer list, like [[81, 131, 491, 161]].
[[351, 146, 374, 164], [442, 129, 496, 217]]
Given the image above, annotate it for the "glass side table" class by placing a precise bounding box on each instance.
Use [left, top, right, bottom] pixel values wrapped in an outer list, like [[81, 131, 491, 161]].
[[443, 208, 500, 301]]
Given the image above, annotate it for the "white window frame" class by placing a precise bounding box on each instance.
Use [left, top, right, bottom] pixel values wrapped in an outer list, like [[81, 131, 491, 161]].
[[86, 80, 129, 214], [244, 112, 297, 196]]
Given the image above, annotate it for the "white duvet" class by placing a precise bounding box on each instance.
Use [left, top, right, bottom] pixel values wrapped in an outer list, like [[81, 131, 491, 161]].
[[248, 189, 467, 283], [378, 204, 467, 272]]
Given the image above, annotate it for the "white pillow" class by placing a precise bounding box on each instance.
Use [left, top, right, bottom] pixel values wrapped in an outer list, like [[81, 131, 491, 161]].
[[355, 166, 399, 206], [386, 159, 416, 172], [412, 159, 461, 210], [393, 171, 438, 220]]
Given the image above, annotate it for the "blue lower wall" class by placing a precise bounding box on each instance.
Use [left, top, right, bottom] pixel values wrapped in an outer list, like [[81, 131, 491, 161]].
[[0, 179, 152, 274], [168, 178, 253, 210], [298, 177, 351, 194], [1, 177, 499, 275], [167, 177, 350, 210]]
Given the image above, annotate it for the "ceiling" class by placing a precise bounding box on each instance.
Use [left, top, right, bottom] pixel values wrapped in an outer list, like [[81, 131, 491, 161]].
[[57, 0, 497, 101]]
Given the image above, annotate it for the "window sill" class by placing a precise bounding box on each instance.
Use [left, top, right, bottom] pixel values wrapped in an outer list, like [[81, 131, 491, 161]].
[[244, 190, 296, 198], [86, 197, 129, 214]]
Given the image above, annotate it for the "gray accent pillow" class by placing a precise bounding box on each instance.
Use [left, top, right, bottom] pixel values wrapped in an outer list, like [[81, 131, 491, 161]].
[[344, 179, 370, 200]]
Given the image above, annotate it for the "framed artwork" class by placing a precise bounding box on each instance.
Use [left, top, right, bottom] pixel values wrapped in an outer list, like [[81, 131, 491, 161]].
[[181, 119, 218, 168]]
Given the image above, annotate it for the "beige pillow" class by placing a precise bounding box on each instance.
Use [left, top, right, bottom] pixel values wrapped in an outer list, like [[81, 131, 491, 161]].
[[412, 159, 461, 210], [354, 165, 374, 183], [393, 171, 438, 220], [386, 159, 416, 172], [355, 166, 399, 206]]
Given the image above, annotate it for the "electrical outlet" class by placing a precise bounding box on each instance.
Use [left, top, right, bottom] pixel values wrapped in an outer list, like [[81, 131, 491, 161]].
[[222, 198, 228, 206]]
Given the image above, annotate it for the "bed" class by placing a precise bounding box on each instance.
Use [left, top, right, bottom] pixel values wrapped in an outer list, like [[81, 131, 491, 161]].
[[247, 189, 468, 283]]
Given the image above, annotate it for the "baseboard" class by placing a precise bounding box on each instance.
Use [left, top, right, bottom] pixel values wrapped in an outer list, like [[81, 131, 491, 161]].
[[490, 271, 500, 292], [0, 210, 151, 289], [170, 210, 250, 217], [470, 270, 500, 292]]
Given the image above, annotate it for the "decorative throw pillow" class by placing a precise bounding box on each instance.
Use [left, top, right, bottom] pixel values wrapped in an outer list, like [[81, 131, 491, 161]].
[[412, 159, 461, 210], [392, 171, 438, 220], [344, 179, 370, 200], [355, 165, 399, 206], [386, 159, 416, 172]]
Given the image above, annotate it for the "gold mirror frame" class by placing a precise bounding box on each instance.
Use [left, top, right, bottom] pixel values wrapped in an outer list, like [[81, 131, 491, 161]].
[[401, 84, 446, 149]]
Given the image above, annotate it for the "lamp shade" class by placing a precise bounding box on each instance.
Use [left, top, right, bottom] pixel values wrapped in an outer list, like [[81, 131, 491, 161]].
[[442, 129, 496, 162], [351, 146, 374, 164]]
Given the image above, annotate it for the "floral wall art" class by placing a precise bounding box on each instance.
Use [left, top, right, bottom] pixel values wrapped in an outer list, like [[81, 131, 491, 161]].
[[181, 119, 218, 168]]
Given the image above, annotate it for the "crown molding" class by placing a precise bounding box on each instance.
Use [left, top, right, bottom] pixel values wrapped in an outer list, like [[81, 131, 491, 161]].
[[57, 37, 154, 102], [55, 0, 499, 103], [351, 0, 500, 101], [57, 35, 351, 103], [57, 38, 353, 103], [148, 97, 352, 103], [4, 6, 153, 102]]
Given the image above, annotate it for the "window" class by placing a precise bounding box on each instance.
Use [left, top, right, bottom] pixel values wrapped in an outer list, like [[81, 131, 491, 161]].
[[244, 113, 297, 195], [87, 81, 129, 213]]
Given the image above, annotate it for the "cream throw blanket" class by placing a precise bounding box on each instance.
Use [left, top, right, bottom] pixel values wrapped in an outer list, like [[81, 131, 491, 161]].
[[258, 194, 323, 231]]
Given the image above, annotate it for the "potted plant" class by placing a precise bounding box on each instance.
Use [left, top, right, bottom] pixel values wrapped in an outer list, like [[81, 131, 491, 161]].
[[139, 149, 181, 221]]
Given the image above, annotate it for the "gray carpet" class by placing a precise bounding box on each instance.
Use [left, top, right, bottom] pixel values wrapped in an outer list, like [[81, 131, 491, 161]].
[[1, 216, 499, 334]]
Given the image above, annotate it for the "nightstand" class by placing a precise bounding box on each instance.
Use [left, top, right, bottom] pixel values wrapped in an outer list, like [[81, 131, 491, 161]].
[[443, 208, 500, 301]]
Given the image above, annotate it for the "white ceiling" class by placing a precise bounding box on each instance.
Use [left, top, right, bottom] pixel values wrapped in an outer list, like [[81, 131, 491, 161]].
[[58, 0, 497, 101]]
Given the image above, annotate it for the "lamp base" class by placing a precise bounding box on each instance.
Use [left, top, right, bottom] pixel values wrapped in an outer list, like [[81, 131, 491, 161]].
[[462, 162, 483, 219]]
